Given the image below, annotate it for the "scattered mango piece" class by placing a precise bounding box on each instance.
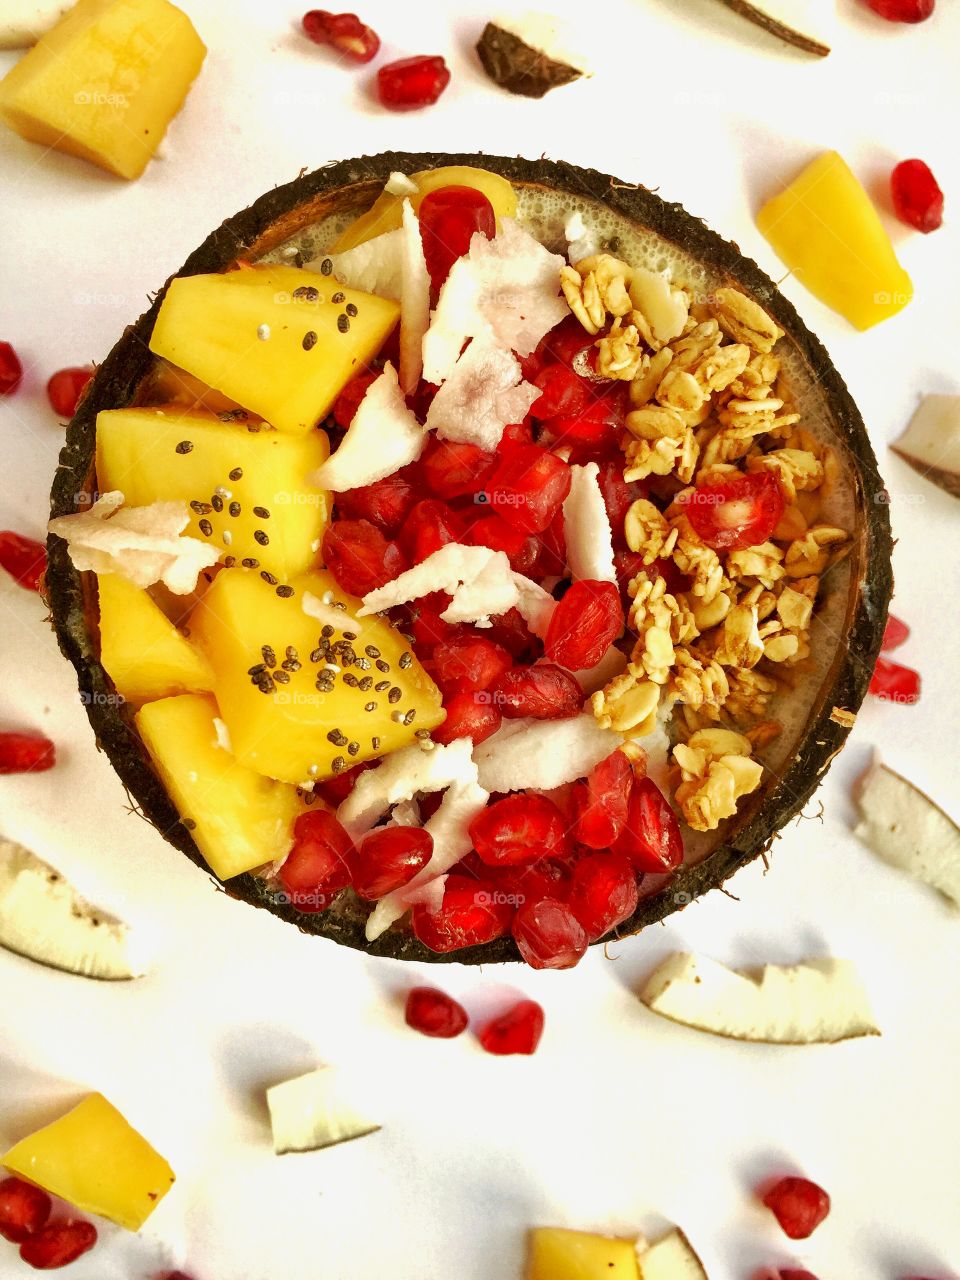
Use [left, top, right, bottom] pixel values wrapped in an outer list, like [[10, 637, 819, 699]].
[[527, 1227, 642, 1280]]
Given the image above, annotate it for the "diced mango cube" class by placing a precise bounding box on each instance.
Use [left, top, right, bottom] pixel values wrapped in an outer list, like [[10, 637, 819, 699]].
[[527, 1228, 642, 1280], [0, 0, 205, 181]]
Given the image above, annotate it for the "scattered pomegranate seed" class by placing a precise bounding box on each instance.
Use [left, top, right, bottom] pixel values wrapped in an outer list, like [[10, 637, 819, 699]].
[[761, 1176, 830, 1240], [881, 613, 910, 651], [431, 691, 502, 746], [313, 758, 373, 806], [488, 445, 571, 534], [869, 656, 921, 704], [530, 364, 590, 420], [378, 55, 450, 111], [530, 511, 567, 580], [492, 663, 583, 720], [0, 341, 23, 395], [400, 499, 461, 563], [612, 776, 684, 873], [891, 158, 944, 233], [279, 810, 354, 913], [498, 418, 535, 452], [535, 316, 596, 369], [335, 469, 418, 536], [596, 461, 639, 544], [404, 987, 469, 1038], [776, 1272, 820, 1280], [353, 826, 433, 899], [513, 897, 587, 969], [470, 793, 569, 867], [0, 531, 46, 591], [46, 367, 92, 419], [0, 1177, 51, 1243], [464, 512, 533, 571], [418, 186, 496, 295], [421, 438, 496, 499], [0, 733, 56, 774], [332, 369, 378, 429], [483, 607, 539, 661], [322, 518, 405, 596], [404, 592, 465, 654], [568, 851, 639, 941], [479, 998, 544, 1055], [431, 634, 513, 694], [571, 749, 634, 848], [19, 1220, 97, 1269], [302, 10, 381, 61], [864, 0, 934, 20], [548, 407, 617, 455], [412, 873, 514, 952], [544, 579, 624, 671], [685, 471, 785, 551]]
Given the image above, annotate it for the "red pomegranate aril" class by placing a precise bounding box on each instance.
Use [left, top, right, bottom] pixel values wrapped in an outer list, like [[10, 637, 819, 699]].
[[760, 1176, 831, 1240], [464, 511, 529, 562], [0, 341, 23, 395], [491, 856, 571, 907], [612, 776, 683, 872], [421, 438, 496, 499], [412, 874, 514, 952], [353, 826, 433, 900], [431, 634, 513, 694], [313, 758, 373, 806], [378, 55, 450, 111], [881, 613, 910, 651], [431, 691, 502, 746], [0, 733, 56, 774], [544, 580, 624, 671], [405, 986, 469, 1038], [418, 186, 496, 295], [493, 664, 583, 720], [46, 367, 93, 419], [498, 418, 535, 452], [530, 511, 567, 580], [0, 1177, 51, 1243], [322, 519, 405, 596], [302, 10, 380, 61], [470, 793, 569, 867], [568, 851, 639, 941], [512, 897, 588, 970], [869, 656, 921, 703], [776, 1272, 820, 1280], [332, 369, 379, 430], [19, 1220, 98, 1269], [400, 499, 461, 563], [571, 749, 634, 848], [0, 531, 47, 591], [530, 364, 590, 420], [406, 592, 464, 653], [596, 461, 642, 545], [280, 810, 354, 913], [864, 0, 934, 20], [891, 158, 944, 233], [548, 408, 615, 454], [479, 999, 545, 1055], [484, 607, 539, 661], [488, 445, 572, 534], [685, 471, 785, 551], [336, 469, 418, 536]]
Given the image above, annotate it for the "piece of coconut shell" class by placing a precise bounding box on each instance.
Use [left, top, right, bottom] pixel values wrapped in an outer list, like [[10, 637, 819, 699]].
[[476, 22, 584, 98], [712, 0, 831, 57], [46, 150, 893, 964]]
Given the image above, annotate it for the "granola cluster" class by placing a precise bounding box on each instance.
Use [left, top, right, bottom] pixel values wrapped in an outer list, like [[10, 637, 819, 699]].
[[565, 257, 851, 833]]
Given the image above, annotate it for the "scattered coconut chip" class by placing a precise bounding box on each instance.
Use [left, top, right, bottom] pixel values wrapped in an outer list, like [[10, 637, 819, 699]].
[[473, 712, 626, 793], [476, 12, 590, 98], [638, 1227, 710, 1279], [310, 363, 426, 492], [891, 394, 960, 500], [628, 267, 689, 346], [321, 228, 403, 300], [426, 335, 539, 451], [337, 737, 477, 836], [47, 491, 219, 595], [266, 1066, 380, 1155], [440, 550, 521, 625], [302, 590, 354, 633], [564, 210, 599, 264], [0, 1, 70, 49], [359, 543, 496, 616], [562, 461, 617, 583], [854, 758, 960, 908], [399, 198, 431, 394], [0, 837, 145, 980], [712, 0, 832, 57], [385, 170, 418, 197], [640, 952, 880, 1044], [511, 572, 557, 638]]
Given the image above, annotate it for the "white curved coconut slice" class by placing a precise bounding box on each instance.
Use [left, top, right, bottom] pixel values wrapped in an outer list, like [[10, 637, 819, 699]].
[[385, 171, 418, 197], [638, 1228, 709, 1280], [359, 543, 499, 616], [473, 712, 625, 794], [337, 737, 476, 836], [302, 590, 355, 632], [48, 491, 219, 594], [399, 198, 431, 394], [441, 550, 519, 626], [511, 573, 556, 638], [573, 643, 628, 694], [322, 229, 403, 300], [0, 838, 145, 980], [640, 952, 880, 1044], [564, 210, 599, 264], [310, 362, 426, 491], [266, 1066, 379, 1155], [563, 461, 617, 583], [426, 335, 539, 451], [0, 1, 70, 49], [854, 759, 960, 908], [891, 394, 960, 500]]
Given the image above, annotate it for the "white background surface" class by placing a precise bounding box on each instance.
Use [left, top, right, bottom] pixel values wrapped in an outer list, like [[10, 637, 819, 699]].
[[2, 1, 960, 1277]]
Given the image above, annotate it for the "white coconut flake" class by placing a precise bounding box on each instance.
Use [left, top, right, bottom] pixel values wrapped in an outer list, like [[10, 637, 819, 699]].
[[564, 209, 599, 263], [358, 543, 499, 617], [48, 491, 219, 595], [319, 228, 403, 301], [473, 712, 624, 793], [310, 362, 426, 492], [337, 738, 476, 837], [385, 171, 418, 197], [563, 462, 616, 583], [426, 335, 539, 451], [399, 198, 431, 395], [511, 573, 556, 638], [302, 591, 353, 633], [389, 798, 422, 828], [440, 550, 519, 625]]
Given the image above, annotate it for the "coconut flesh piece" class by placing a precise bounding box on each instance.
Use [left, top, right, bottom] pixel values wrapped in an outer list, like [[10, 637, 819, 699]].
[[890, 393, 960, 500], [337, 737, 477, 837], [564, 210, 599, 264], [425, 334, 539, 451], [638, 1228, 709, 1280], [476, 12, 591, 100], [563, 461, 617, 583], [713, 0, 833, 58], [0, 838, 145, 980], [399, 198, 431, 394], [310, 362, 426, 492], [301, 589, 355, 633], [474, 712, 629, 794], [47, 491, 219, 594], [385, 171, 418, 197], [854, 758, 960, 908], [320, 228, 403, 301], [640, 952, 880, 1043], [266, 1066, 380, 1155]]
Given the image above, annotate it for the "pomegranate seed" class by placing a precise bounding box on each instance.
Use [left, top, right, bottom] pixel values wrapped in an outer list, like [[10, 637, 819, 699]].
[[464, 512, 532, 569], [332, 369, 378, 429], [479, 999, 544, 1055], [377, 55, 450, 111], [881, 613, 910, 651], [777, 1272, 820, 1280], [869, 656, 921, 703], [405, 592, 464, 653], [412, 873, 514, 952], [492, 664, 583, 720], [891, 158, 944, 233], [322, 519, 405, 596], [470, 793, 569, 867], [431, 634, 513, 694], [612, 776, 684, 873], [530, 511, 567, 580], [760, 1176, 831, 1240], [336, 470, 418, 536], [530, 364, 590, 420], [302, 10, 380, 61], [568, 851, 639, 941], [46, 367, 92, 419], [864, 0, 934, 20], [488, 855, 571, 906], [544, 580, 624, 671], [353, 826, 433, 899], [483, 607, 539, 661], [313, 758, 372, 806], [0, 341, 23, 395], [431, 691, 502, 746], [512, 897, 588, 970], [0, 733, 56, 774], [536, 317, 596, 368], [405, 987, 468, 1038], [596, 461, 639, 543], [19, 1220, 97, 1269], [498, 418, 535, 452], [418, 186, 496, 295], [160, 1274, 199, 1280], [488, 445, 571, 534], [400, 499, 461, 563], [279, 810, 354, 913], [685, 471, 785, 551], [548, 408, 617, 455], [571, 749, 634, 848], [0, 1178, 51, 1243], [0, 531, 46, 591], [421, 438, 496, 499]]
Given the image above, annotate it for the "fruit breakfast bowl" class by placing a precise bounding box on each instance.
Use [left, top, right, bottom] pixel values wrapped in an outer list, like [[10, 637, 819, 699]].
[[46, 151, 893, 968]]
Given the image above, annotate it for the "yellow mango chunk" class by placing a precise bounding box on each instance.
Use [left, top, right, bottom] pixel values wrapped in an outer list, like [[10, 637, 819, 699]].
[[333, 165, 518, 251], [2, 1093, 174, 1231], [98, 573, 213, 703], [190, 568, 445, 784], [757, 150, 913, 330], [149, 266, 399, 435], [96, 406, 330, 581], [527, 1228, 641, 1280], [136, 693, 301, 879], [0, 0, 205, 181]]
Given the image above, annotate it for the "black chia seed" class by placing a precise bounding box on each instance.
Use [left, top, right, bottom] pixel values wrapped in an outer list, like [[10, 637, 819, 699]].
[[388, 687, 402, 704], [302, 330, 318, 351], [242, 557, 259, 568], [198, 519, 213, 537], [229, 501, 241, 517], [337, 314, 350, 333], [229, 467, 243, 481], [175, 440, 193, 454], [260, 571, 278, 585], [254, 530, 270, 546], [253, 506, 270, 519], [276, 585, 294, 598]]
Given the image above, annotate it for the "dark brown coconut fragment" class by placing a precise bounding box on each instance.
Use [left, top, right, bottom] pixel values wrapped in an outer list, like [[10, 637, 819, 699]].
[[475, 21, 585, 98], [713, 0, 831, 56], [46, 150, 892, 964]]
